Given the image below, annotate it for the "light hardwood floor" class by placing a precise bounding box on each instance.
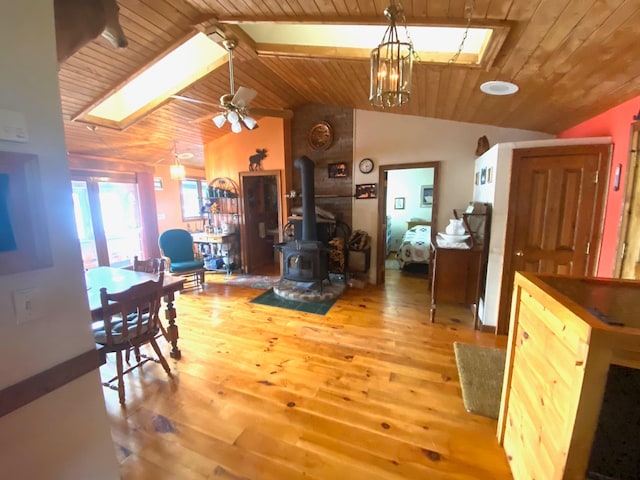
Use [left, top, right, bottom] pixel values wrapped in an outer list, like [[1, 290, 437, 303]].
[[101, 269, 512, 479]]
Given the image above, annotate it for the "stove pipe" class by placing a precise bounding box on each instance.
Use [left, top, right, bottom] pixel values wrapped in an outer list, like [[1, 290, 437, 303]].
[[294, 155, 317, 241]]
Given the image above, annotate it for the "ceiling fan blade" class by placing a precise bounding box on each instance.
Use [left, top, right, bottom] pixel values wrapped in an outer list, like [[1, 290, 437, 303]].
[[232, 86, 257, 108], [247, 107, 293, 119], [171, 94, 220, 108], [190, 111, 224, 124]]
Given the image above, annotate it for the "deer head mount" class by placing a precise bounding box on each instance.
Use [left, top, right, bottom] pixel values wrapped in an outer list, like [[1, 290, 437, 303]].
[[54, 0, 128, 65]]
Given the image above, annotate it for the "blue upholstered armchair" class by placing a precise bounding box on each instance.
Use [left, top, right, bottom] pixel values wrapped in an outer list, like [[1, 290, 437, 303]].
[[158, 229, 205, 286]]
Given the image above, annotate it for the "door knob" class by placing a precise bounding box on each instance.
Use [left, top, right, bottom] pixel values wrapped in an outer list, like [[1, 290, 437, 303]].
[[515, 250, 524, 257]]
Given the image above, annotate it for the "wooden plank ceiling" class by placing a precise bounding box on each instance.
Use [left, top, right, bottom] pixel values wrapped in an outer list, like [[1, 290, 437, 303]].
[[58, 0, 640, 168]]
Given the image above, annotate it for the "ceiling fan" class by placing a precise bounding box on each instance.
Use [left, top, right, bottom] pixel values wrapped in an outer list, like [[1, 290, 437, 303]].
[[172, 39, 292, 133]]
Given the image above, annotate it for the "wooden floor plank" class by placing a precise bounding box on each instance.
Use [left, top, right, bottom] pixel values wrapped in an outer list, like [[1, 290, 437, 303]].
[[102, 269, 512, 479]]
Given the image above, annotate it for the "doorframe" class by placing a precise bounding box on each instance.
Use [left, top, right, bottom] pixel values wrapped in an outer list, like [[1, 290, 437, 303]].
[[238, 169, 284, 274], [613, 121, 640, 277], [496, 144, 611, 335], [375, 161, 440, 285]]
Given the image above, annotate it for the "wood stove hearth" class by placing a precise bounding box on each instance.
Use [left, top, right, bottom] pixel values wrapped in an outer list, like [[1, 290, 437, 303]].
[[274, 155, 339, 300]]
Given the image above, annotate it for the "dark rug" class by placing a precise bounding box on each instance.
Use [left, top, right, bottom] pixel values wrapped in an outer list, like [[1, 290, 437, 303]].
[[453, 342, 506, 419], [250, 288, 336, 315]]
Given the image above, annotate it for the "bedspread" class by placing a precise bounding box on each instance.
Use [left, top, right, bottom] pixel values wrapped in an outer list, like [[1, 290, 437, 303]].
[[397, 225, 431, 269]]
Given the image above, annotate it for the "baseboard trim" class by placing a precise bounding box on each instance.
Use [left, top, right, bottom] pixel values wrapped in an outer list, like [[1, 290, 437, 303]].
[[479, 322, 497, 334], [0, 348, 105, 418]]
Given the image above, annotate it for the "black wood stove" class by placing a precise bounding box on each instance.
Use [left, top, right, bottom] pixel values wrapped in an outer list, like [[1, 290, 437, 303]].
[[276, 156, 329, 292]]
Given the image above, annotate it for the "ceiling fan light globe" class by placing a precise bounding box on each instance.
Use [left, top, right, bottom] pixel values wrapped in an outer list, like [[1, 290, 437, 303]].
[[243, 115, 258, 130], [231, 121, 242, 133], [212, 114, 226, 128], [227, 110, 240, 124]]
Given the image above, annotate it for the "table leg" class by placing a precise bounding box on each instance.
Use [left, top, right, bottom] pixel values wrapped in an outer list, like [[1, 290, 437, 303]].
[[163, 292, 181, 360], [430, 299, 436, 323]]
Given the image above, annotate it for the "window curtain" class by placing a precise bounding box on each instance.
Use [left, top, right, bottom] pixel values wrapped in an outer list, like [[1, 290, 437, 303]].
[[136, 172, 161, 259]]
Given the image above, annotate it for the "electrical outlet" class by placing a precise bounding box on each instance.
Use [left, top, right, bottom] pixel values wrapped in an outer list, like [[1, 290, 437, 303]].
[[13, 288, 40, 324]]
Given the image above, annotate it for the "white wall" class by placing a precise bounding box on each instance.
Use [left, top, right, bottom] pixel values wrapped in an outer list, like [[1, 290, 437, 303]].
[[473, 137, 612, 328], [352, 109, 554, 283], [386, 168, 434, 251], [0, 2, 119, 479]]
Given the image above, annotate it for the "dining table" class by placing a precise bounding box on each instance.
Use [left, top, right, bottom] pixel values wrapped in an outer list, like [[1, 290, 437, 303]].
[[86, 266, 186, 359]]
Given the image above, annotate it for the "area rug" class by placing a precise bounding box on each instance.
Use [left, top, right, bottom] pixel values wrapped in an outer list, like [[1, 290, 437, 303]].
[[453, 342, 506, 419], [250, 288, 337, 315], [224, 274, 280, 290], [385, 257, 400, 270]]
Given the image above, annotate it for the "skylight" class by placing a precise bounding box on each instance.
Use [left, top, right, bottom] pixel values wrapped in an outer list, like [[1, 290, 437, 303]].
[[75, 32, 228, 130], [240, 23, 504, 67]]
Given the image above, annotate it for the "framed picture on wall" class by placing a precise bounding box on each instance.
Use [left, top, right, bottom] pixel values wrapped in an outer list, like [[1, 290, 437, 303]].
[[394, 197, 405, 209], [0, 151, 52, 275], [355, 183, 377, 199], [420, 185, 433, 207], [328, 162, 348, 178]]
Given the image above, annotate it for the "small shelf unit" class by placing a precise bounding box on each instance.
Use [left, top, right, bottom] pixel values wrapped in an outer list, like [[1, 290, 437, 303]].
[[194, 177, 241, 273]]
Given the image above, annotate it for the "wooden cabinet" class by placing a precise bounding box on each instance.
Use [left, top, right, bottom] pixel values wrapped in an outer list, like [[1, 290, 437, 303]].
[[499, 273, 640, 480], [429, 203, 490, 328], [430, 245, 484, 326]]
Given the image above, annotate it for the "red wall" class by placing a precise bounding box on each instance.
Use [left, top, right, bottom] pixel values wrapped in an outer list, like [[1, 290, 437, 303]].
[[558, 95, 640, 277]]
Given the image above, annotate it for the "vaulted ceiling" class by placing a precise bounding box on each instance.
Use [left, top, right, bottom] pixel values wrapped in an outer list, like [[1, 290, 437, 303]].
[[58, 0, 640, 168]]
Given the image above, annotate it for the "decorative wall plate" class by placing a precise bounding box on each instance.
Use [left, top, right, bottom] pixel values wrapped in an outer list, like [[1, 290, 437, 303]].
[[308, 121, 333, 150]]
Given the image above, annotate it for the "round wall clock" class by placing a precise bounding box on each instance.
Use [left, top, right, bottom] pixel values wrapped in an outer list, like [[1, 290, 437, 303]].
[[308, 121, 333, 151], [359, 158, 374, 174]]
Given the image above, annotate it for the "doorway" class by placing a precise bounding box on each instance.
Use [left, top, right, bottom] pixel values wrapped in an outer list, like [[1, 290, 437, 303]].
[[376, 162, 440, 284], [71, 175, 143, 270], [239, 170, 283, 274]]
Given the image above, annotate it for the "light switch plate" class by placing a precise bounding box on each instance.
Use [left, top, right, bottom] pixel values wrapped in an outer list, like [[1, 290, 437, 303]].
[[0, 108, 29, 143], [13, 288, 40, 324]]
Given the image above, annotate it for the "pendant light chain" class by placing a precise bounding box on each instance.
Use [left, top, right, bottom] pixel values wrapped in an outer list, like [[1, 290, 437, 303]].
[[448, 0, 476, 65], [396, 0, 421, 63]]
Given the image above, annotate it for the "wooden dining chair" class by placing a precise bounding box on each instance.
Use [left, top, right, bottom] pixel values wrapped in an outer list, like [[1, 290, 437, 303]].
[[93, 271, 171, 405], [133, 255, 165, 274], [129, 256, 168, 364]]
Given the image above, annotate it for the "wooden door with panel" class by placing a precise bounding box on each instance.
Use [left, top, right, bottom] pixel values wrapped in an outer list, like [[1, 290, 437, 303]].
[[239, 170, 283, 274], [497, 144, 611, 335]]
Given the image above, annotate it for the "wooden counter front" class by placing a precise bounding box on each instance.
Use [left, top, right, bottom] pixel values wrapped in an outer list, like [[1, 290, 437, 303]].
[[497, 272, 640, 480]]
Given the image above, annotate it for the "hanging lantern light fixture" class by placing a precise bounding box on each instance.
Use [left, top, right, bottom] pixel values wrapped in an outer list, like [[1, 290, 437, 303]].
[[170, 160, 185, 180], [169, 141, 188, 180], [370, 1, 415, 108]]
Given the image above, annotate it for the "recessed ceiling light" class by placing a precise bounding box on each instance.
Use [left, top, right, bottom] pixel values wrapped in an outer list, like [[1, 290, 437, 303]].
[[480, 80, 519, 96]]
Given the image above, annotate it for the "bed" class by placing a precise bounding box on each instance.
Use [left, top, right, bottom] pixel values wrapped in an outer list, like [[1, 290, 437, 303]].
[[386, 215, 392, 256], [397, 224, 432, 270]]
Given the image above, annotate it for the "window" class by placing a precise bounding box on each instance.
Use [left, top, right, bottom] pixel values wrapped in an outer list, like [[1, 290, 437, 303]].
[[180, 178, 208, 220], [76, 32, 228, 130]]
